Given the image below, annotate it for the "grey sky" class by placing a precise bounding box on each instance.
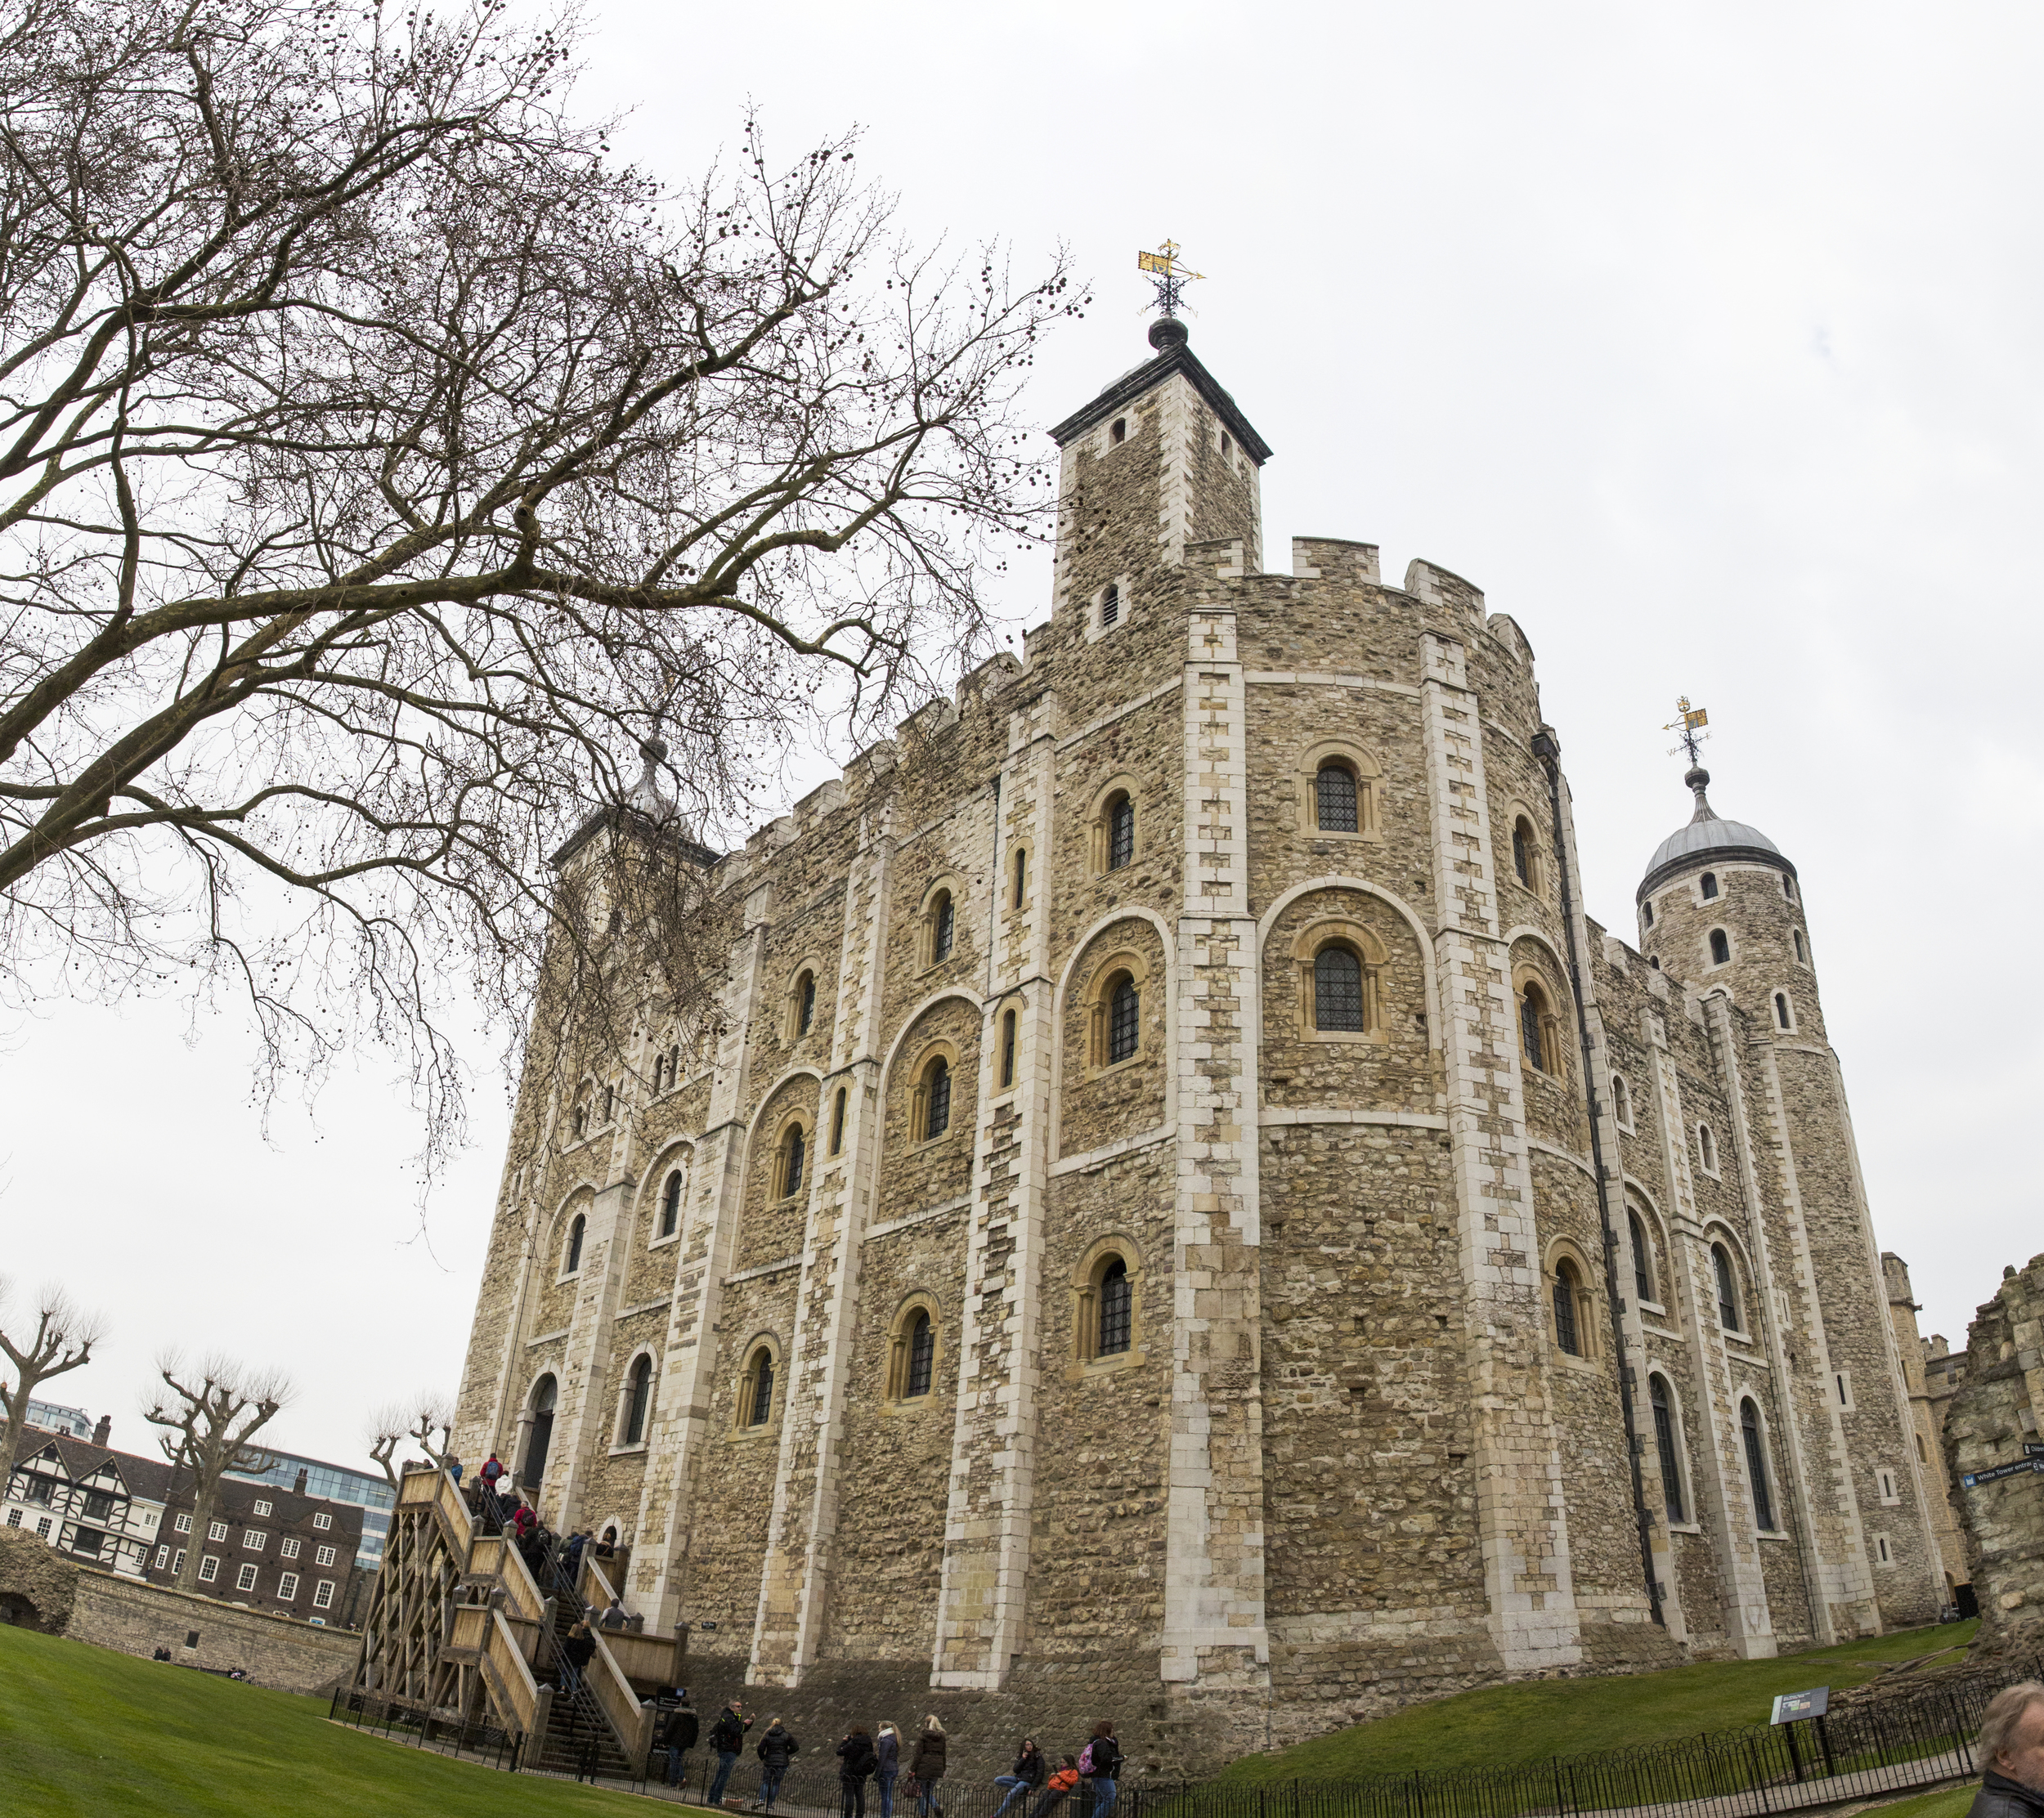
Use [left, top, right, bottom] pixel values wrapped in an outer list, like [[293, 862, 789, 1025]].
[[3, 2, 2036, 1465]]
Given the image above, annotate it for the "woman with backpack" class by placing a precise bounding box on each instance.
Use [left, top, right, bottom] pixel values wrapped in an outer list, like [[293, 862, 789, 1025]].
[[910, 1714, 948, 1817], [1079, 1722, 1123, 1818], [993, 1739, 1047, 1817], [837, 1725, 879, 1818]]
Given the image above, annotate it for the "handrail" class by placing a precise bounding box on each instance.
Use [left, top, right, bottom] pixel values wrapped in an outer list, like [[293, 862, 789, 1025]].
[[531, 1534, 652, 1774], [481, 1605, 545, 1737]]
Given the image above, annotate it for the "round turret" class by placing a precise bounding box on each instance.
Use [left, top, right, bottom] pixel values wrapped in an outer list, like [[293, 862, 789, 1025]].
[[1634, 765, 1820, 1041]]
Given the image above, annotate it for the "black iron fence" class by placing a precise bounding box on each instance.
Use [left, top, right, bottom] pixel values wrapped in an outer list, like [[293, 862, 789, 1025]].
[[329, 1647, 2039, 1815]]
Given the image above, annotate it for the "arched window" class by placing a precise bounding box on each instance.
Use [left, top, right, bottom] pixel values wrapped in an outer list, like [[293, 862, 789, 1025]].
[[905, 1310, 935, 1398], [1098, 1258, 1132, 1356], [1774, 992, 1792, 1030], [1782, 875, 1795, 900], [1013, 847, 1027, 908], [796, 971, 817, 1037], [744, 1346, 776, 1428], [1793, 929, 1807, 963], [659, 1170, 684, 1238], [1519, 980, 1549, 1073], [1109, 416, 1127, 445], [1651, 1376, 1686, 1523], [1916, 1433, 1929, 1465], [1701, 872, 1719, 901], [930, 891, 955, 964], [1108, 975, 1140, 1063], [666, 1043, 681, 1090], [1741, 1399, 1776, 1530], [1713, 1243, 1741, 1330], [920, 1055, 952, 1141], [603, 1083, 616, 1124], [1100, 582, 1121, 629], [1106, 794, 1135, 871], [1314, 762, 1358, 834], [572, 1095, 589, 1139], [622, 1355, 652, 1446], [829, 1087, 847, 1156], [564, 1213, 585, 1275], [1628, 1211, 1653, 1304], [1552, 1259, 1583, 1356], [1513, 819, 1535, 888], [1314, 946, 1365, 1032], [1699, 1122, 1719, 1175], [1710, 929, 1731, 965], [780, 1125, 807, 1199], [1642, 900, 1655, 929], [1220, 432, 1233, 459], [1000, 1009, 1017, 1089], [1611, 1072, 1633, 1129]]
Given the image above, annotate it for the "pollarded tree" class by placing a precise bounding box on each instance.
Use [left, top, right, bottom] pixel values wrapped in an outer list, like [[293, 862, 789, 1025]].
[[0, 0, 1083, 1162], [365, 1390, 455, 1492], [144, 1355, 291, 1592], [0, 1278, 107, 1478]]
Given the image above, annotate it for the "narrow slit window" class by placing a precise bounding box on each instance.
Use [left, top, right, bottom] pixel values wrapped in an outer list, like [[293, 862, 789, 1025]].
[[1013, 847, 1027, 908], [1794, 929, 1807, 963], [1699, 1123, 1719, 1174], [1710, 929, 1731, 965], [1314, 946, 1365, 1032], [1519, 984, 1547, 1072], [932, 893, 955, 963], [1652, 1377, 1686, 1523], [1714, 1243, 1741, 1331], [747, 1349, 775, 1427], [1629, 1211, 1652, 1304], [1552, 1261, 1582, 1356], [1611, 1073, 1633, 1128], [1108, 976, 1140, 1063], [1107, 795, 1135, 871], [782, 1126, 806, 1198], [797, 972, 817, 1036], [1643, 900, 1655, 928], [1315, 763, 1358, 833], [1100, 583, 1120, 628], [1775, 992, 1791, 1029], [1741, 1399, 1775, 1530], [1098, 1259, 1132, 1356], [623, 1355, 652, 1445], [565, 1214, 585, 1275], [1000, 1010, 1017, 1089], [830, 1087, 847, 1155], [923, 1056, 952, 1140], [905, 1310, 935, 1399], [1513, 821, 1533, 886], [659, 1170, 683, 1238]]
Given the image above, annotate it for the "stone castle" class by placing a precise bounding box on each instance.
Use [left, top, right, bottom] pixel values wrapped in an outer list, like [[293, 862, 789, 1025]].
[[451, 316, 1943, 1768]]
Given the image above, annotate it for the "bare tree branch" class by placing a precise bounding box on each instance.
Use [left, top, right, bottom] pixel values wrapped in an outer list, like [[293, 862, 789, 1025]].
[[142, 1351, 291, 1592], [0, 1275, 106, 1478], [0, 0, 1085, 1165]]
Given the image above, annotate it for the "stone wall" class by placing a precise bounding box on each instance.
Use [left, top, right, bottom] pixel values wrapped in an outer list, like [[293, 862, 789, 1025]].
[[0, 1529, 357, 1693], [1943, 1255, 2044, 1650]]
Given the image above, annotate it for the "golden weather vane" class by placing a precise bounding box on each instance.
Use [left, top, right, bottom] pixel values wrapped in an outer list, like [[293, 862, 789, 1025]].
[[1136, 239, 1205, 317], [1663, 696, 1710, 763]]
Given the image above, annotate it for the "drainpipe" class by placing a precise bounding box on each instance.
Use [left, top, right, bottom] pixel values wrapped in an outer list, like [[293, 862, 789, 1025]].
[[1531, 728, 1665, 1628]]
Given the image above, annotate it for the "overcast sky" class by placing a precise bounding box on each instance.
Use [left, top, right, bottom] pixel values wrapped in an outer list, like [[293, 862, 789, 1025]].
[[4, 2, 2038, 1468]]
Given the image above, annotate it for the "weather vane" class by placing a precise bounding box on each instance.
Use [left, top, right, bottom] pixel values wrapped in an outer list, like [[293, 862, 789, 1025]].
[[1136, 239, 1204, 318], [1663, 696, 1710, 763]]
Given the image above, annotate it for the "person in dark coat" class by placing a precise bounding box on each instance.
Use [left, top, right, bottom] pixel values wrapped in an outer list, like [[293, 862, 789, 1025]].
[[1081, 1722, 1123, 1818], [875, 1722, 902, 1818], [994, 1740, 1047, 1817], [1970, 1685, 2044, 1818], [709, 1700, 754, 1807], [557, 1620, 597, 1694], [662, 1695, 700, 1789], [838, 1726, 879, 1818], [911, 1715, 948, 1817], [755, 1717, 800, 1812]]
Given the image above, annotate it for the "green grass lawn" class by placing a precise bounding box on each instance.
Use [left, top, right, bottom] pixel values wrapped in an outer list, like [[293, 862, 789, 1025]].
[[1863, 1789, 1980, 1818], [0, 1621, 648, 1816], [1216, 1620, 1981, 1784]]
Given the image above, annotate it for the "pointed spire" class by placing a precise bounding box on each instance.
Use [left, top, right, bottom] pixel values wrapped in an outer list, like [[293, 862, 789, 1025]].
[[1685, 763, 1717, 825]]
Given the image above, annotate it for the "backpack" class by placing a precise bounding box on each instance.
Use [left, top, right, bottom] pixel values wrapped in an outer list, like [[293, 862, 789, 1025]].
[[1078, 1744, 1096, 1777]]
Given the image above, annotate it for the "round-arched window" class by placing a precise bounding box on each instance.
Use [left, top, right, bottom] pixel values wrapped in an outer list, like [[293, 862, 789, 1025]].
[[623, 1355, 652, 1446], [1713, 1243, 1741, 1330], [922, 1056, 952, 1140], [659, 1170, 684, 1238], [746, 1347, 776, 1427], [1552, 1259, 1582, 1356], [1313, 946, 1364, 1032], [1627, 1211, 1652, 1304], [1315, 762, 1358, 833], [1108, 975, 1139, 1063], [1106, 795, 1135, 871], [905, 1310, 935, 1399], [781, 1125, 806, 1198], [1097, 1258, 1132, 1356], [1710, 929, 1731, 965], [564, 1213, 585, 1275], [1651, 1376, 1686, 1523]]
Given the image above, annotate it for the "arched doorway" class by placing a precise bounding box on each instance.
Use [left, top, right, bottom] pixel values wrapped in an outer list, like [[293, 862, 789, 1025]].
[[522, 1375, 557, 1489]]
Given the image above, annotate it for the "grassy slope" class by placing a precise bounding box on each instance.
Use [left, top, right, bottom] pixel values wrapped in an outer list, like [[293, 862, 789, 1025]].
[[0, 1622, 645, 1818], [1217, 1621, 1981, 1784], [1867, 1789, 1979, 1818]]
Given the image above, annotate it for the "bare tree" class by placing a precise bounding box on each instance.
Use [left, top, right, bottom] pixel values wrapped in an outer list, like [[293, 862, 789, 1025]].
[[144, 1354, 291, 1592], [0, 1277, 105, 1476], [0, 0, 1083, 1162], [365, 1389, 454, 1491]]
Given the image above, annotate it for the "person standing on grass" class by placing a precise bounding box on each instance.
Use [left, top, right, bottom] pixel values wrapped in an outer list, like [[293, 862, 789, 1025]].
[[993, 1738, 1047, 1816], [709, 1699, 753, 1807], [910, 1714, 948, 1817], [1970, 1684, 2044, 1818], [662, 1694, 699, 1789], [838, 1725, 879, 1818], [875, 1721, 902, 1818], [755, 1715, 800, 1813], [1078, 1721, 1122, 1818]]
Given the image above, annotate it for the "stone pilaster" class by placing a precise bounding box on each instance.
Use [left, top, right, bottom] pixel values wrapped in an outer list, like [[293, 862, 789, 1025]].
[[1160, 600, 1268, 1689], [1419, 629, 1580, 1672]]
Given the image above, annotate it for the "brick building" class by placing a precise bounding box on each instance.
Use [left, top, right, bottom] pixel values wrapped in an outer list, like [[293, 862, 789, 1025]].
[[447, 316, 1943, 1767]]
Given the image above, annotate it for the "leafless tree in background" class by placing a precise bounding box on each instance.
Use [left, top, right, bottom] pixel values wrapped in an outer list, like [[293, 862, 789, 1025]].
[[0, 0, 1083, 1163], [144, 1353, 291, 1590], [365, 1389, 455, 1490], [0, 1278, 106, 1475]]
